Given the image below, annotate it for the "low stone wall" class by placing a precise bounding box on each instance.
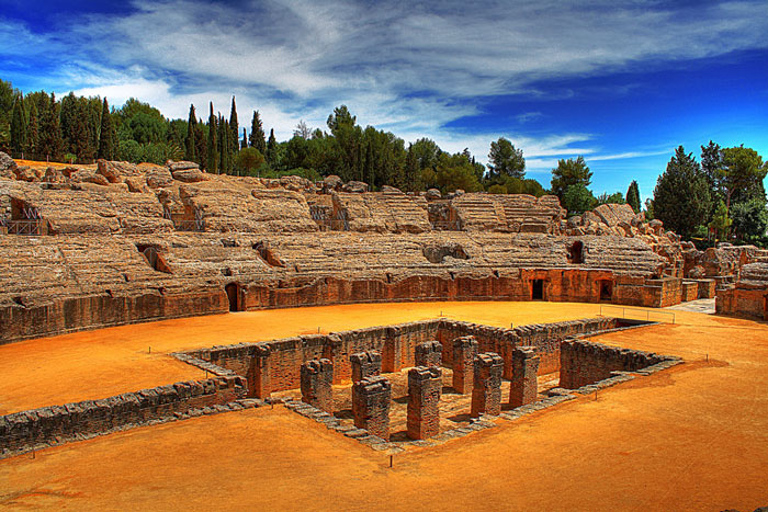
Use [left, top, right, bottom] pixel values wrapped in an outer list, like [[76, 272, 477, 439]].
[[559, 339, 670, 389], [0, 375, 246, 458], [681, 281, 699, 302], [716, 285, 766, 320]]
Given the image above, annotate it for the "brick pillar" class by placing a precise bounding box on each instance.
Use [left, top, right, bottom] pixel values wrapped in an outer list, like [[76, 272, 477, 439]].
[[381, 327, 403, 373], [471, 352, 504, 417], [249, 345, 271, 399], [406, 366, 442, 440], [350, 351, 382, 383], [300, 359, 334, 412], [452, 336, 479, 394], [509, 346, 540, 408], [415, 340, 442, 368], [352, 376, 392, 440]]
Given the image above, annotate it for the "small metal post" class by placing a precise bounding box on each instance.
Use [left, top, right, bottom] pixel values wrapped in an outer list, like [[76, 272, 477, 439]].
[[148, 346, 151, 354], [594, 389, 598, 401], [389, 454, 394, 468]]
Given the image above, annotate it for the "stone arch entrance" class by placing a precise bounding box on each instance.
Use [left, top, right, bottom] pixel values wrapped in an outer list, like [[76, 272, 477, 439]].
[[598, 279, 613, 302], [532, 279, 545, 300], [225, 283, 244, 312]]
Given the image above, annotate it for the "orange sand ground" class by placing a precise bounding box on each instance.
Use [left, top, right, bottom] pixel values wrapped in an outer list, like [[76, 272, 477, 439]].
[[2, 301, 768, 510]]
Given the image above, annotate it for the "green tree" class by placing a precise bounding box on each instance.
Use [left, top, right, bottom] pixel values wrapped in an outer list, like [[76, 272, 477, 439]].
[[626, 180, 641, 213], [26, 99, 39, 159], [249, 110, 266, 154], [236, 147, 265, 176], [550, 156, 593, 200], [0, 79, 18, 152], [701, 140, 724, 211], [404, 143, 422, 191], [97, 98, 117, 160], [207, 102, 218, 173], [266, 128, 277, 165], [38, 93, 63, 161], [596, 191, 625, 205], [709, 200, 732, 240], [185, 105, 197, 162], [488, 137, 525, 179], [562, 184, 596, 215], [10, 95, 26, 158], [229, 96, 239, 164], [720, 145, 767, 207], [218, 115, 229, 174], [653, 146, 712, 239], [433, 152, 482, 193], [731, 199, 768, 242]]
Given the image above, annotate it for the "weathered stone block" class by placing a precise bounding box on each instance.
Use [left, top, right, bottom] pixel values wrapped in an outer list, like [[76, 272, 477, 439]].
[[471, 352, 504, 417], [415, 340, 442, 368], [352, 375, 392, 440], [407, 366, 442, 440], [300, 359, 334, 412], [350, 351, 382, 383], [509, 346, 540, 408], [452, 336, 479, 394]]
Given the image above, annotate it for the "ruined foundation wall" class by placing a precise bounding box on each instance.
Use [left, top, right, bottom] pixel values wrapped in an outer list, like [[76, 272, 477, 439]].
[[559, 339, 667, 389], [0, 375, 246, 457]]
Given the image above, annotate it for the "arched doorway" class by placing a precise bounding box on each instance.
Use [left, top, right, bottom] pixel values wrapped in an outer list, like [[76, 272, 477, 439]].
[[532, 279, 544, 300], [225, 283, 242, 312], [599, 280, 613, 302]]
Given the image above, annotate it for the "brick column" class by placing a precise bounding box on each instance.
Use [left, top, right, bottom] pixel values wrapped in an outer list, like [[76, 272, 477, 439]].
[[452, 336, 479, 394], [509, 346, 540, 408], [407, 366, 442, 440], [381, 327, 403, 373], [248, 345, 271, 399], [415, 340, 442, 368], [300, 359, 334, 412], [352, 376, 392, 440], [471, 352, 504, 417], [350, 351, 382, 383]]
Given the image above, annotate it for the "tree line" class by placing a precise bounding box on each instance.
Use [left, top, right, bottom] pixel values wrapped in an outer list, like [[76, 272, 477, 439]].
[[3, 78, 764, 244]]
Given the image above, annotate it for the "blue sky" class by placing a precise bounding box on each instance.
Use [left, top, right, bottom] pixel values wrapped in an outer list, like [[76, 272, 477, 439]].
[[1, 0, 767, 200]]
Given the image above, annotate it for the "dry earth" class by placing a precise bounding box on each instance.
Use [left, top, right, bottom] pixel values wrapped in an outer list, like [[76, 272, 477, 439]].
[[1, 301, 767, 511]]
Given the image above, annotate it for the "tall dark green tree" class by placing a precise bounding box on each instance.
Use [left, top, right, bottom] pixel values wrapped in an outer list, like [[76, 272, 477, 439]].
[[218, 115, 230, 174], [404, 143, 420, 191], [487, 137, 525, 179], [266, 128, 277, 165], [185, 105, 197, 162], [10, 95, 26, 158], [97, 98, 117, 160], [550, 156, 592, 200], [229, 96, 239, 162], [25, 99, 39, 159], [249, 110, 266, 154], [626, 180, 641, 213], [241, 128, 247, 150], [207, 102, 218, 173], [38, 93, 63, 161], [720, 145, 767, 208], [653, 146, 712, 239]]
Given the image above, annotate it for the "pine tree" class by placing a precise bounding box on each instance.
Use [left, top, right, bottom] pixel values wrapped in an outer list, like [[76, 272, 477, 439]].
[[185, 105, 197, 162], [249, 111, 266, 154], [266, 128, 277, 165], [10, 95, 26, 158], [405, 143, 420, 191], [26, 99, 38, 159], [97, 98, 116, 160], [229, 96, 238, 163], [626, 180, 641, 213], [207, 102, 218, 174]]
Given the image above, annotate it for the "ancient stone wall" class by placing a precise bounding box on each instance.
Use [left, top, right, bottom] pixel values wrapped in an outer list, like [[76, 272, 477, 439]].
[[508, 346, 540, 408], [0, 375, 246, 458], [300, 359, 334, 412], [414, 340, 442, 367], [350, 351, 382, 382], [559, 339, 667, 389], [451, 336, 478, 393]]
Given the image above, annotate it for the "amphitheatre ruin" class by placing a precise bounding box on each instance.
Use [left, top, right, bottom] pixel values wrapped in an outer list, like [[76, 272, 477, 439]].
[[1, 153, 768, 510]]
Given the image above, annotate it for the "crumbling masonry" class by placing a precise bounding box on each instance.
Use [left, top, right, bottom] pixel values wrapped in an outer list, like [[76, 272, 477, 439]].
[[407, 366, 443, 440], [471, 352, 504, 417], [352, 375, 392, 440], [300, 359, 334, 412]]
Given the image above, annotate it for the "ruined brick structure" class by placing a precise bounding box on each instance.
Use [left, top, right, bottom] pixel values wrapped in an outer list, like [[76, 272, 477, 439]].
[[559, 339, 667, 389], [0, 153, 747, 344], [352, 375, 392, 440], [470, 352, 504, 417], [451, 336, 479, 393], [509, 346, 540, 408], [300, 359, 334, 412], [414, 340, 442, 368], [407, 366, 442, 440], [350, 351, 382, 382]]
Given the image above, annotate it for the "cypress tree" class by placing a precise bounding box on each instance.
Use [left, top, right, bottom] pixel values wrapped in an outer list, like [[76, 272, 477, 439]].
[[26, 100, 39, 160], [219, 115, 229, 174], [97, 98, 116, 160], [626, 180, 641, 213], [249, 110, 266, 154], [39, 93, 63, 161], [241, 128, 247, 150], [207, 102, 218, 174], [185, 105, 197, 162], [10, 95, 26, 158], [266, 128, 277, 165], [653, 146, 711, 239], [229, 96, 238, 162]]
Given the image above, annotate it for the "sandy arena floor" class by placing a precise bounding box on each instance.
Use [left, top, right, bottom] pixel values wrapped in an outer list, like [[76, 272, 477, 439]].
[[2, 301, 768, 511]]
